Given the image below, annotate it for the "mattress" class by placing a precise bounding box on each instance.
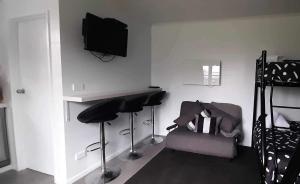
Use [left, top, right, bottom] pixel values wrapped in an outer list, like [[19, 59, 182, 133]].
[[264, 129, 300, 183], [257, 61, 300, 85], [290, 121, 300, 133], [254, 121, 300, 184]]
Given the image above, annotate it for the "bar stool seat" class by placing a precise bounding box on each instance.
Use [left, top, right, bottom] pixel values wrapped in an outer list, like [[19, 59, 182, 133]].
[[119, 95, 147, 113], [144, 91, 166, 107], [119, 95, 148, 160], [77, 98, 123, 183], [144, 91, 166, 145], [78, 114, 118, 123]]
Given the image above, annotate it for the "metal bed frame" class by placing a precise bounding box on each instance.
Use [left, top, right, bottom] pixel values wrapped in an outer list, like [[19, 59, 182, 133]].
[[252, 50, 300, 184]]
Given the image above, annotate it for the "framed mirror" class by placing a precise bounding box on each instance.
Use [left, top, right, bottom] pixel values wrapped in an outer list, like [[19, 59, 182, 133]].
[[182, 60, 222, 86]]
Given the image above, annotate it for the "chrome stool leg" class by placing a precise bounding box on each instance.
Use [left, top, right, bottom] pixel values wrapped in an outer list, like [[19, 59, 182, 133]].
[[149, 106, 163, 145], [99, 122, 121, 183], [126, 112, 143, 160]]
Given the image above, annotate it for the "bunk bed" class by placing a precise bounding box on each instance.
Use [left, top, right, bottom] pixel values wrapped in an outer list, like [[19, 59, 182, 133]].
[[252, 50, 300, 184]]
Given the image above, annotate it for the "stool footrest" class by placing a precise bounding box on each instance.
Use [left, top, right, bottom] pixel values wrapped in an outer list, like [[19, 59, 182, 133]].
[[119, 128, 136, 136], [119, 128, 130, 135], [142, 120, 152, 126], [86, 141, 108, 152]]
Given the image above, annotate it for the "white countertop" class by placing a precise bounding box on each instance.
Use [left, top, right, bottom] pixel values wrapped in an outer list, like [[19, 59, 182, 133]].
[[63, 88, 161, 103]]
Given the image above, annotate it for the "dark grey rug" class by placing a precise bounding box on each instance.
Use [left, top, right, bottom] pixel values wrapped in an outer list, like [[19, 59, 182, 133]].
[[125, 146, 260, 184]]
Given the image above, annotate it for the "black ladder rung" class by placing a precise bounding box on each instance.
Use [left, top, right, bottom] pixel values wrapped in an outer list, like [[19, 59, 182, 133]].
[[272, 105, 300, 109]]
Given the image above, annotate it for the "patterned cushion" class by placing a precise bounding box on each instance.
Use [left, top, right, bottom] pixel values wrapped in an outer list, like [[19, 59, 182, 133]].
[[195, 114, 218, 135], [186, 110, 221, 135]]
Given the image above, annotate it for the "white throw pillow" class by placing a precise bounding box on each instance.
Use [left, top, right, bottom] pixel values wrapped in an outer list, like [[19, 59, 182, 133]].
[[276, 114, 290, 128], [265, 112, 290, 128], [187, 121, 195, 131]]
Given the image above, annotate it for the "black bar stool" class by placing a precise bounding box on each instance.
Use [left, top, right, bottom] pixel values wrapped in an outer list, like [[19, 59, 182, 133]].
[[119, 95, 148, 160], [144, 91, 166, 144], [77, 98, 123, 183]]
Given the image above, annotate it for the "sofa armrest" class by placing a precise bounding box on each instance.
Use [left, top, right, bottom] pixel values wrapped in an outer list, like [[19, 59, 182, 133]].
[[220, 124, 243, 143]]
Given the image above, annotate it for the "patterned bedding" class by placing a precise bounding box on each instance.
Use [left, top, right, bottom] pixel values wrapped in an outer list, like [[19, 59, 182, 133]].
[[290, 121, 300, 133], [254, 119, 300, 184], [257, 61, 300, 84]]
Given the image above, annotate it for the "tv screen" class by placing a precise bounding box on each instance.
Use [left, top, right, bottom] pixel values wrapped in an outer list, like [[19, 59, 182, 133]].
[[82, 13, 128, 57]]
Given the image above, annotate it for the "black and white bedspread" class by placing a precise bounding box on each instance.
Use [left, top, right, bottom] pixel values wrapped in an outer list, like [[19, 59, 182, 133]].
[[254, 120, 300, 184], [256, 61, 300, 85], [290, 121, 300, 133], [265, 129, 300, 183], [263, 62, 300, 84]]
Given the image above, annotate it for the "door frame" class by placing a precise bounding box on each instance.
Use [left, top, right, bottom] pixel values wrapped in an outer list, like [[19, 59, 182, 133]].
[[0, 108, 10, 168], [8, 11, 55, 173]]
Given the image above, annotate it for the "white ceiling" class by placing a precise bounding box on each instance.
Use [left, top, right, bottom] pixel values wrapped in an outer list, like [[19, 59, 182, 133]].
[[110, 0, 300, 24]]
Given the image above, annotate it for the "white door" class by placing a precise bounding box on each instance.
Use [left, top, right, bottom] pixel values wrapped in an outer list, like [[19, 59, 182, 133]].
[[10, 14, 54, 175]]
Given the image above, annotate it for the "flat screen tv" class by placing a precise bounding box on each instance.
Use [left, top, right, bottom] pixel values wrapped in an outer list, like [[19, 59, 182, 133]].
[[82, 13, 128, 57]]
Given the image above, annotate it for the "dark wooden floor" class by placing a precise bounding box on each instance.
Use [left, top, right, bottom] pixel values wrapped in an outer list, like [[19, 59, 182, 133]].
[[0, 169, 54, 184], [0, 144, 260, 184], [126, 146, 261, 184]]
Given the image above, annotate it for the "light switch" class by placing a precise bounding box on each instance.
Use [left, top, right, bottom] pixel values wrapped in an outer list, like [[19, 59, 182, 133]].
[[75, 150, 87, 160]]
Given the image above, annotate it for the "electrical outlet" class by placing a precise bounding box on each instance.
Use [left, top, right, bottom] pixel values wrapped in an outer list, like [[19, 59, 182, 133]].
[[75, 150, 87, 160], [72, 83, 85, 92]]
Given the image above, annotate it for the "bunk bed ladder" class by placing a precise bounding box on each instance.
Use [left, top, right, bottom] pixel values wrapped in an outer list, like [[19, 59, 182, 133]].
[[270, 83, 300, 184], [269, 84, 279, 183]]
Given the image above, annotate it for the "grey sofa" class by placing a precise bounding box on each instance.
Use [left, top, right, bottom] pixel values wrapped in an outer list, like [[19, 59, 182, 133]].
[[165, 101, 243, 159]]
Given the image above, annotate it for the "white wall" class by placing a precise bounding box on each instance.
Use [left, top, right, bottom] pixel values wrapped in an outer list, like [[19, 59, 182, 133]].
[[60, 0, 151, 95], [151, 14, 300, 146], [2, 0, 67, 183], [59, 0, 152, 182]]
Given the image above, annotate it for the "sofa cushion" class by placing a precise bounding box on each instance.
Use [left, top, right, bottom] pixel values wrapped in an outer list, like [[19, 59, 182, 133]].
[[174, 113, 195, 126], [179, 101, 206, 117], [166, 127, 237, 158], [211, 102, 242, 121], [177, 101, 242, 133], [209, 102, 242, 133], [219, 117, 239, 133], [174, 101, 207, 126]]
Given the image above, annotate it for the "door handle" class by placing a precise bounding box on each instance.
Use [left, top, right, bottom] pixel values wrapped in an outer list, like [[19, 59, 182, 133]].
[[16, 89, 25, 94]]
